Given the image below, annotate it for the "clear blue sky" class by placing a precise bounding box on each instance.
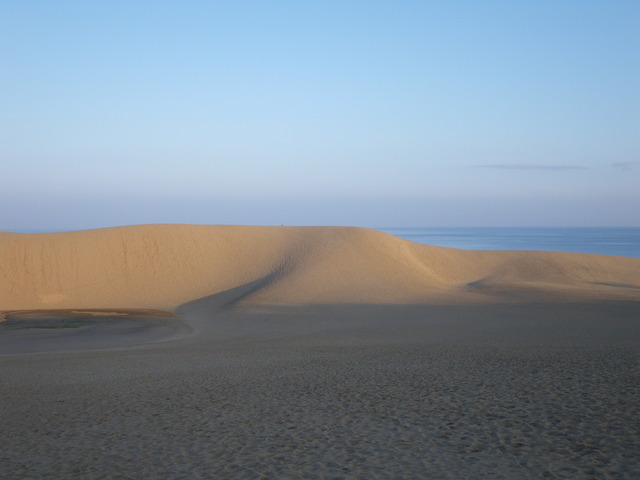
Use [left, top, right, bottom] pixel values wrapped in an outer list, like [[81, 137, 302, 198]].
[[1, 0, 639, 229]]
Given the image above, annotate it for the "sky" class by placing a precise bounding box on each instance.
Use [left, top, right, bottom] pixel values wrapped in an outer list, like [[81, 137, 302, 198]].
[[1, 0, 639, 229]]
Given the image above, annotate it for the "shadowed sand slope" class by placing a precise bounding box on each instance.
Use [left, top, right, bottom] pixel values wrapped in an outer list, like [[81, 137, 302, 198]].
[[1, 224, 640, 313]]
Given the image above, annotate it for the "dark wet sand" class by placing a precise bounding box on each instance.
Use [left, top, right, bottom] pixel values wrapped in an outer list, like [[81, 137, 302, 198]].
[[0, 309, 190, 355], [1, 302, 640, 479]]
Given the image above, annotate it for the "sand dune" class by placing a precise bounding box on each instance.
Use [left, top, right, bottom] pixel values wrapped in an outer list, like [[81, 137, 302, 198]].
[[3, 225, 640, 479], [1, 224, 639, 314]]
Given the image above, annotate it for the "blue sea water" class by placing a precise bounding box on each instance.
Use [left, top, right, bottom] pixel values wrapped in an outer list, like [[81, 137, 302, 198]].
[[379, 227, 640, 258]]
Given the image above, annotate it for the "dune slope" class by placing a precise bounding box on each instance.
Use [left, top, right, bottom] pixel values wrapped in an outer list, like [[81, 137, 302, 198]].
[[1, 225, 639, 314]]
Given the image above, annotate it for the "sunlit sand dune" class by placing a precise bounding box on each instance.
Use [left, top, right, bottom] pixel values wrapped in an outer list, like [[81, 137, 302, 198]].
[[2, 224, 640, 314], [3, 224, 640, 478]]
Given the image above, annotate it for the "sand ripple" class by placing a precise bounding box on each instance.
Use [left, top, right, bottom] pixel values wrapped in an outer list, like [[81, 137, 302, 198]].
[[2, 302, 639, 479]]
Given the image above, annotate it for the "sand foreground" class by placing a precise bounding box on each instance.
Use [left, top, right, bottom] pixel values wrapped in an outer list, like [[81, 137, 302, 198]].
[[2, 225, 640, 478]]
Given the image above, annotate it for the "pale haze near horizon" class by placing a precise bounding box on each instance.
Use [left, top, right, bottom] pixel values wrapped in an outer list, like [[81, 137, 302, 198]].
[[1, 0, 638, 230]]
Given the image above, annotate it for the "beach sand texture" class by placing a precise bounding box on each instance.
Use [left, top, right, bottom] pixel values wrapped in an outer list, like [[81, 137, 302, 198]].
[[2, 225, 640, 479]]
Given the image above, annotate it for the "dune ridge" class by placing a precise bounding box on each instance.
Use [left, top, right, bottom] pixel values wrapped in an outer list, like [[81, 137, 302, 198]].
[[1, 224, 639, 314]]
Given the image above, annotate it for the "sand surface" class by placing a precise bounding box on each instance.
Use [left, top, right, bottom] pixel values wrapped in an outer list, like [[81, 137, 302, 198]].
[[2, 225, 640, 478], [2, 225, 640, 311], [0, 309, 189, 355]]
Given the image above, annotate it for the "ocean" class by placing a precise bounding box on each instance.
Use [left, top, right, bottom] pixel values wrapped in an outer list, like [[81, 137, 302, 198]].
[[378, 227, 640, 258]]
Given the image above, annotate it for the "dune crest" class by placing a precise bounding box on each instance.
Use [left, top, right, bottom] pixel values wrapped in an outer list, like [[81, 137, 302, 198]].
[[1, 224, 639, 314]]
